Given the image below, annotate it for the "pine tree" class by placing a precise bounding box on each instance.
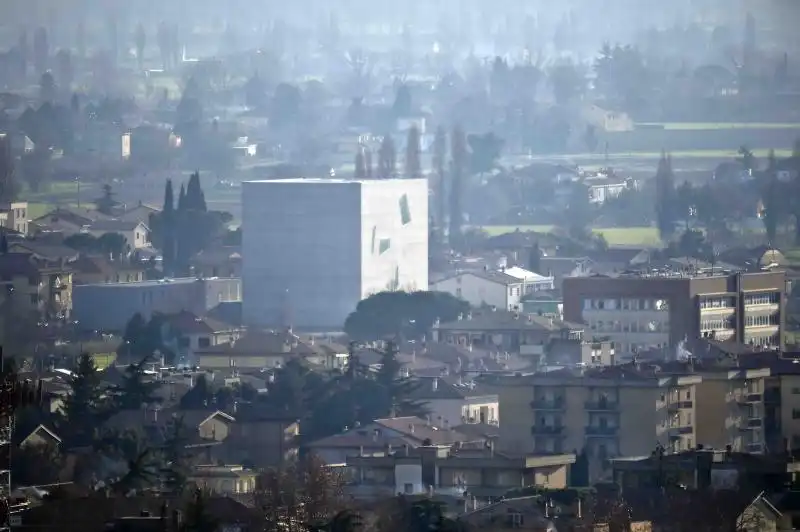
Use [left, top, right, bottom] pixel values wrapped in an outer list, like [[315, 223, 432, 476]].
[[59, 353, 112, 447], [160, 417, 191, 496], [0, 134, 19, 204], [177, 183, 186, 211], [432, 126, 447, 238], [183, 489, 219, 532], [377, 136, 396, 179], [654, 150, 676, 241], [33, 27, 48, 75], [114, 356, 162, 410], [135, 23, 146, 70], [528, 243, 541, 274], [354, 149, 367, 179], [185, 171, 207, 211], [449, 125, 467, 248], [162, 180, 176, 275], [405, 125, 421, 179], [364, 148, 373, 178]]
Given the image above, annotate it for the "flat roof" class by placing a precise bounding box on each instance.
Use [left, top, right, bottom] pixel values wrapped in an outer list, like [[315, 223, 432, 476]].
[[75, 277, 239, 289], [245, 178, 427, 185]]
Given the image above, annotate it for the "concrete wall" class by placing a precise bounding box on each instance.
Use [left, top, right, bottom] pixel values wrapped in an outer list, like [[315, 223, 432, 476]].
[[242, 179, 362, 329], [73, 278, 241, 332], [359, 179, 428, 298], [242, 178, 428, 329]]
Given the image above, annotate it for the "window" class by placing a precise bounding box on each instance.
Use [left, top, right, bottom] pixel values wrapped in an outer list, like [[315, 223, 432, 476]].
[[792, 408, 800, 420], [198, 337, 211, 348], [29, 294, 39, 305], [510, 513, 524, 527], [379, 238, 391, 254], [792, 387, 800, 395], [399, 194, 411, 225], [745, 293, 779, 306], [404, 483, 413, 494]]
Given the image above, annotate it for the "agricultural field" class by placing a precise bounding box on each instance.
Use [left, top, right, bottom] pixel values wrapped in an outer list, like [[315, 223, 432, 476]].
[[635, 122, 800, 131], [480, 225, 661, 247]]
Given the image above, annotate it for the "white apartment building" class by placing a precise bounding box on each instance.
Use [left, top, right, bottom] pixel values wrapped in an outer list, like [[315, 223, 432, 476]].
[[242, 178, 428, 329]]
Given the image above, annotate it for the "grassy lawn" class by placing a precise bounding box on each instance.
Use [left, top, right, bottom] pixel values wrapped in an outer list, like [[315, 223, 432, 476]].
[[27, 202, 53, 219], [480, 225, 661, 247], [636, 122, 800, 131]]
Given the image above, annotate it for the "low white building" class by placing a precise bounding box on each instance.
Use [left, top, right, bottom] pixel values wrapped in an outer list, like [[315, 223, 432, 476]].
[[87, 220, 150, 250], [431, 268, 554, 311], [408, 376, 499, 426]]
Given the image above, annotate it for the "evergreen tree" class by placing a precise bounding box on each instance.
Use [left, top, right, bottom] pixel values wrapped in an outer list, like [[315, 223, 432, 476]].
[[33, 27, 48, 75], [432, 126, 447, 239], [177, 183, 186, 211], [179, 374, 214, 409], [761, 149, 781, 244], [185, 171, 207, 212], [135, 23, 146, 70], [449, 125, 467, 248], [0, 134, 19, 204], [59, 353, 112, 447], [95, 184, 117, 215], [528, 243, 541, 274], [160, 416, 191, 495], [354, 149, 367, 179], [182, 489, 219, 532], [114, 357, 162, 410], [364, 148, 373, 178], [161, 179, 176, 274], [405, 125, 421, 179], [377, 136, 396, 179], [654, 150, 676, 240], [376, 342, 427, 418]]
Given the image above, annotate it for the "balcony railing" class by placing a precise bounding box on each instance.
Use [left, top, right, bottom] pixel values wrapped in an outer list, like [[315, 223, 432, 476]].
[[585, 425, 618, 436], [531, 425, 565, 436], [740, 418, 763, 430], [530, 398, 565, 410], [738, 392, 763, 404], [584, 400, 618, 411], [667, 401, 693, 411]]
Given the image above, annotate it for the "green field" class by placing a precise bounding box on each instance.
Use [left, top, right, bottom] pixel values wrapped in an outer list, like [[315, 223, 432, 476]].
[[527, 148, 795, 162], [480, 225, 661, 247], [636, 122, 800, 131]]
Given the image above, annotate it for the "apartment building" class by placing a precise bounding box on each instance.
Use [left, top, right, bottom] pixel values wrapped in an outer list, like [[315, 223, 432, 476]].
[[694, 366, 770, 454], [0, 252, 73, 319], [493, 365, 701, 482], [563, 269, 785, 355]]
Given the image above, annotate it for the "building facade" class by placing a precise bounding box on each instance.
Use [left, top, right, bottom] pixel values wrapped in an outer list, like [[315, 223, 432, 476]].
[[494, 367, 701, 482], [563, 270, 786, 355], [72, 277, 241, 332], [242, 178, 428, 329]]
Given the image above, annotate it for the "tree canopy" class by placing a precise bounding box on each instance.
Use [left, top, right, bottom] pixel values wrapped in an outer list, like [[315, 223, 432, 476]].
[[343, 291, 469, 342]]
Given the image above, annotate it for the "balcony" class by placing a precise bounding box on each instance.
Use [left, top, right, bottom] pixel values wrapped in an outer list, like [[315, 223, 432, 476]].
[[668, 425, 693, 438], [667, 401, 693, 411], [531, 425, 565, 436], [740, 418, 763, 430], [585, 425, 618, 436], [737, 393, 763, 404], [747, 442, 764, 453], [584, 400, 618, 412], [530, 398, 565, 411]]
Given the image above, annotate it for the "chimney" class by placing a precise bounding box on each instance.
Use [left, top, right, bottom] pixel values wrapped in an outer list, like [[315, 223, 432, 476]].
[[432, 378, 438, 391], [359, 445, 364, 456], [404, 444, 410, 456], [426, 415, 431, 426], [409, 423, 415, 434]]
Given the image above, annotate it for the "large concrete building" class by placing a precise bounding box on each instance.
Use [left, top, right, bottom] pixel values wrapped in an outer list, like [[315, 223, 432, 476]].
[[563, 269, 786, 355], [242, 178, 428, 329]]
